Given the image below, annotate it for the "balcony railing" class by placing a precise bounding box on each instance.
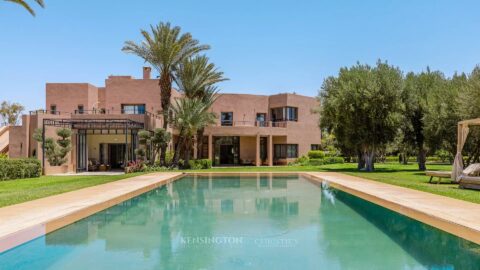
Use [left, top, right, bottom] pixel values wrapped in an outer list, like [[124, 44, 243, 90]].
[[29, 109, 162, 120], [217, 121, 287, 128]]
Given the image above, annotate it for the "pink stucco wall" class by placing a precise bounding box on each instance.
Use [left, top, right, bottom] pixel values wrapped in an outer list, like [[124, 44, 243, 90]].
[[11, 67, 321, 172]]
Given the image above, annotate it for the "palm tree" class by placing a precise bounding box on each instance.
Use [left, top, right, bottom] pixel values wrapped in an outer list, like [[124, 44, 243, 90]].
[[174, 55, 227, 158], [170, 97, 216, 168], [5, 0, 44, 16], [122, 22, 209, 165]]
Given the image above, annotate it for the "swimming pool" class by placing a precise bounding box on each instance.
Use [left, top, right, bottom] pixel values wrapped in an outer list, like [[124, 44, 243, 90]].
[[1, 174, 479, 269]]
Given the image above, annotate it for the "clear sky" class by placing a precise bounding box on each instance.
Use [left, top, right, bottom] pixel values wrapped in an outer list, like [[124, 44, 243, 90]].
[[1, 0, 480, 111]]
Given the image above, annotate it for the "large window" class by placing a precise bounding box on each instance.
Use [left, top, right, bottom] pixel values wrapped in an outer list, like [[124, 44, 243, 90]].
[[221, 112, 233, 126], [311, 144, 321, 150], [274, 144, 298, 159], [270, 107, 298, 122], [121, 104, 145, 114]]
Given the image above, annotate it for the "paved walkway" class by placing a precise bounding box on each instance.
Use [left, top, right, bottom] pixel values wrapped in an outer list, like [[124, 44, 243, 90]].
[[0, 172, 183, 253], [304, 172, 480, 245]]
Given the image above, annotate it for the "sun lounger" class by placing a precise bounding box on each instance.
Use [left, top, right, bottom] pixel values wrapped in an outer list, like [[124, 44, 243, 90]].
[[425, 171, 452, 184]]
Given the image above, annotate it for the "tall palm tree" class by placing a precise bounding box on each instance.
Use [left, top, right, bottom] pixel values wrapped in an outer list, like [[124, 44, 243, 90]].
[[174, 55, 227, 158], [5, 0, 44, 16], [170, 97, 216, 168], [122, 22, 209, 165]]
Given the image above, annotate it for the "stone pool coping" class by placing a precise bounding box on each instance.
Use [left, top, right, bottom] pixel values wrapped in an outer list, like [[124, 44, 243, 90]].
[[0, 172, 183, 253], [1, 171, 479, 253]]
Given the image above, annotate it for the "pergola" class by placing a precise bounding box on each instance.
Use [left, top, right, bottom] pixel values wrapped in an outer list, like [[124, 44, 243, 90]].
[[41, 119, 144, 171], [452, 118, 480, 181]]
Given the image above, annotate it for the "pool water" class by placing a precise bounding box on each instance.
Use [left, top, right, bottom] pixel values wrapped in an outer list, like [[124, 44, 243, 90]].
[[1, 174, 479, 270]]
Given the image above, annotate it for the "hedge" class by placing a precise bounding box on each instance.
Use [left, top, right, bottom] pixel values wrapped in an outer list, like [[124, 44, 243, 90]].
[[0, 158, 42, 181], [308, 157, 344, 166], [308, 150, 325, 159], [188, 159, 213, 169]]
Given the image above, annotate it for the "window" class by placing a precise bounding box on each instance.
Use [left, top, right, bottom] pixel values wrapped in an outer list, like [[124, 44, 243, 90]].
[[77, 105, 84, 114], [270, 107, 298, 122], [221, 112, 233, 126], [286, 107, 298, 121], [271, 107, 283, 122], [121, 104, 145, 114], [274, 144, 298, 159], [311, 144, 321, 150], [256, 113, 267, 127], [50, 105, 57, 114]]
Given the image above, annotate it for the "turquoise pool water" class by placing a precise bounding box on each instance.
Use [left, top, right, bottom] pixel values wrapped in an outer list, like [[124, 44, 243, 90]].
[[1, 174, 479, 269]]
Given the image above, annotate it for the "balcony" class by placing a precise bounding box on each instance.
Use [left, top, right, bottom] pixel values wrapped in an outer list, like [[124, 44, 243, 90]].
[[217, 121, 287, 128], [205, 120, 288, 136]]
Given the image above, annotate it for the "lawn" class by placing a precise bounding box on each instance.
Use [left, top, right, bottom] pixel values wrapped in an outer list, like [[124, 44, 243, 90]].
[[0, 173, 144, 208], [1, 162, 479, 208]]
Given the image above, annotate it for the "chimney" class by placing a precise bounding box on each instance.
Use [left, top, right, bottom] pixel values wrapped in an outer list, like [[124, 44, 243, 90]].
[[143, 66, 152, 79]]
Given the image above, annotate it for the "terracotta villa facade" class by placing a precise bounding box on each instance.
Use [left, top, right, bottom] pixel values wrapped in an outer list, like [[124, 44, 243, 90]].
[[9, 67, 321, 174]]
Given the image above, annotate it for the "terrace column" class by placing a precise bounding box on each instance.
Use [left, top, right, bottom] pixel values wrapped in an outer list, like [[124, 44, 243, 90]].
[[256, 134, 261, 167], [268, 135, 273, 166], [208, 134, 213, 162]]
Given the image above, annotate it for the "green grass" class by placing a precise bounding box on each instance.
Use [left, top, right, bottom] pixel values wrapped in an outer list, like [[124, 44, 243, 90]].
[[0, 173, 145, 208], [1, 162, 479, 208]]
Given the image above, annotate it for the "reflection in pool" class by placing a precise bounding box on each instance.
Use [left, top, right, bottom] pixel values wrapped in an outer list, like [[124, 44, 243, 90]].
[[1, 174, 479, 269]]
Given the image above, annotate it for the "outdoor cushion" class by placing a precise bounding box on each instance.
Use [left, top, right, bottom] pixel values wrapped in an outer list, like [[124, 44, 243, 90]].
[[462, 163, 480, 176]]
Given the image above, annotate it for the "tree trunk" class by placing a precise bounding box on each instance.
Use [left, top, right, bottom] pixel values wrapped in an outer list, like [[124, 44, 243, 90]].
[[417, 148, 427, 171], [184, 137, 192, 169], [159, 72, 172, 167], [364, 150, 375, 172], [171, 135, 185, 168], [357, 150, 365, 170], [403, 154, 408, 165], [196, 128, 205, 159]]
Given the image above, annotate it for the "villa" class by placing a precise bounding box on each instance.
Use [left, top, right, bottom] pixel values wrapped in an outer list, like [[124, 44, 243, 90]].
[[8, 67, 321, 173]]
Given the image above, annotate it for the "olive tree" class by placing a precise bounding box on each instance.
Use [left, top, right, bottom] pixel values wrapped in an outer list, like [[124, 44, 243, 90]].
[[319, 61, 403, 171]]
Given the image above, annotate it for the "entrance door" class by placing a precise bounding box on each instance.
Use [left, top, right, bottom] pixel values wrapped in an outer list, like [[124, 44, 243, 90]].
[[109, 144, 126, 169], [77, 130, 87, 171], [220, 144, 234, 165]]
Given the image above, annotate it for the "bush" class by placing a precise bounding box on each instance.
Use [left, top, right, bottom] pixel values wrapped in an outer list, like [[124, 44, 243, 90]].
[[188, 159, 212, 170], [292, 156, 344, 166], [125, 160, 145, 174], [308, 158, 325, 166], [324, 156, 344, 164], [308, 150, 325, 159], [294, 155, 310, 166], [0, 158, 41, 180]]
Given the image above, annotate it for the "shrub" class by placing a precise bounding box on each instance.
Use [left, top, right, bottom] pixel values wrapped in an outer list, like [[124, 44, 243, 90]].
[[324, 156, 344, 164], [33, 128, 72, 166], [435, 149, 452, 163], [0, 153, 7, 159], [293, 155, 310, 166], [297, 156, 344, 166], [125, 160, 145, 174], [308, 158, 325, 166], [0, 158, 41, 180], [188, 159, 212, 170], [308, 150, 325, 159]]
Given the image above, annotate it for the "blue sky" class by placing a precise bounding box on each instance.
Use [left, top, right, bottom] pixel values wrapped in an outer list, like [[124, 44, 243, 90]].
[[1, 0, 480, 111]]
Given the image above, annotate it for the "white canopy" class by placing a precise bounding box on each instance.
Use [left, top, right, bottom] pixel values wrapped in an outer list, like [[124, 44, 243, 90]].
[[452, 118, 480, 181]]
